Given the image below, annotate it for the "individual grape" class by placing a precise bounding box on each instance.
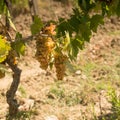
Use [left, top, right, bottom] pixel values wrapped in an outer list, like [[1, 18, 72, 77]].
[[54, 52, 67, 80]]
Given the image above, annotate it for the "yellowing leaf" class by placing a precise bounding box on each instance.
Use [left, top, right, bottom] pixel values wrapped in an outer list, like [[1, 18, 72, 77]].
[[63, 31, 70, 51], [0, 35, 11, 63]]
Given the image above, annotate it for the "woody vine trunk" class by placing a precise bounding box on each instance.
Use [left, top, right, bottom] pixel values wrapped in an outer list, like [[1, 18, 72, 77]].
[[3, 0, 37, 117], [6, 59, 22, 117]]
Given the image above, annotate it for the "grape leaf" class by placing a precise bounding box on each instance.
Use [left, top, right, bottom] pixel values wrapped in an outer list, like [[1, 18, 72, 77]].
[[68, 9, 82, 33], [31, 15, 43, 35], [0, 35, 11, 63], [57, 10, 82, 36], [12, 32, 25, 56], [90, 14, 104, 32], [57, 18, 73, 37], [14, 41, 25, 56], [15, 32, 22, 39], [70, 39, 80, 58], [78, 0, 96, 12], [79, 23, 91, 42]]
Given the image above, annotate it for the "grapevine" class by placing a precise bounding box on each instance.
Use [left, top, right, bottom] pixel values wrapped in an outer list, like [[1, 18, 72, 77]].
[[0, 0, 120, 118]]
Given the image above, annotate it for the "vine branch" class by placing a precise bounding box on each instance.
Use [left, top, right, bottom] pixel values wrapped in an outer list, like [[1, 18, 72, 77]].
[[4, 0, 13, 29], [4, 0, 13, 15], [28, 0, 39, 21], [6, 59, 22, 117]]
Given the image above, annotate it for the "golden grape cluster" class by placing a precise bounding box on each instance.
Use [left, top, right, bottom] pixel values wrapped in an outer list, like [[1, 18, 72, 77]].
[[35, 23, 55, 70], [35, 35, 55, 70], [35, 23, 68, 80], [54, 52, 67, 80]]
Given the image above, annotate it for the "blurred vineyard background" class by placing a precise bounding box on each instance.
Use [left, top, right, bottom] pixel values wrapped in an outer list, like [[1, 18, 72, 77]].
[[0, 0, 120, 120]]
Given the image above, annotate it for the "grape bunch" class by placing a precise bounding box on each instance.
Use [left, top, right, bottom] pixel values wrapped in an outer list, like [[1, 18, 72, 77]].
[[35, 35, 55, 70], [35, 23, 56, 70], [54, 52, 67, 80], [35, 23, 68, 80]]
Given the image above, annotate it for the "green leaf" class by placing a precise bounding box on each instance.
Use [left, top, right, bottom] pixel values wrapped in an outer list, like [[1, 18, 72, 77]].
[[69, 36, 85, 58], [0, 35, 11, 63], [15, 32, 22, 40], [30, 16, 43, 35], [70, 39, 80, 58], [14, 41, 25, 56], [68, 9, 81, 33], [57, 18, 73, 37], [79, 23, 91, 42], [78, 0, 96, 12], [12, 33, 25, 56], [90, 14, 104, 32]]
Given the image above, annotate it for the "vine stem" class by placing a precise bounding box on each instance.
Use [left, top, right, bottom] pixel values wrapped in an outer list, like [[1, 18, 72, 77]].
[[28, 0, 39, 20], [4, 0, 13, 30], [6, 59, 22, 117], [3, 0, 39, 117]]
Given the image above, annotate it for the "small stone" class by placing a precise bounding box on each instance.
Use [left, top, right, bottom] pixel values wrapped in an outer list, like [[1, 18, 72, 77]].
[[75, 70, 81, 75]]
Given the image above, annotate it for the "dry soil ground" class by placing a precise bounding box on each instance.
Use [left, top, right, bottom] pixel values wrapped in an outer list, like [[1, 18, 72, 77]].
[[0, 0, 120, 120]]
